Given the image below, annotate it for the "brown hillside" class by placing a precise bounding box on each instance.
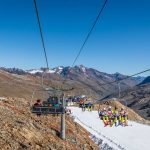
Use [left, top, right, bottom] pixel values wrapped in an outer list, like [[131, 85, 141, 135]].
[[0, 97, 99, 150], [0, 70, 100, 99]]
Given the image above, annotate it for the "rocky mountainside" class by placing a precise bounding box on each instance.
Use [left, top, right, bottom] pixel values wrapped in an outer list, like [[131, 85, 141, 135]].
[[0, 66, 148, 120], [103, 77, 150, 120], [0, 67, 26, 75], [29, 66, 145, 97], [0, 66, 144, 99], [0, 69, 91, 99], [0, 97, 99, 150], [0, 66, 149, 149], [139, 76, 150, 85], [59, 65, 143, 95], [122, 78, 150, 120]]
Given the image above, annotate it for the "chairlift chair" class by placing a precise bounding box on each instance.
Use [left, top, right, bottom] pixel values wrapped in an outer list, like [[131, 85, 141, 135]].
[[30, 88, 65, 115]]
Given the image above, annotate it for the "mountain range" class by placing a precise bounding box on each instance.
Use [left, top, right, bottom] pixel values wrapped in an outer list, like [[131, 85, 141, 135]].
[[103, 76, 150, 120], [0, 65, 145, 95], [0, 65, 149, 120]]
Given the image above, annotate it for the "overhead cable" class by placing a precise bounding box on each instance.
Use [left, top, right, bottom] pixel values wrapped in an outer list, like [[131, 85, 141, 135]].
[[72, 0, 108, 66], [33, 0, 49, 69]]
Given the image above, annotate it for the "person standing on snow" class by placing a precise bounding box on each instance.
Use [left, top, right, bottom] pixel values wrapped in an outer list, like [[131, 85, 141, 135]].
[[87, 102, 93, 111], [123, 109, 128, 126], [112, 107, 119, 126], [102, 108, 109, 127], [107, 106, 114, 126], [119, 107, 128, 126], [81, 102, 86, 111]]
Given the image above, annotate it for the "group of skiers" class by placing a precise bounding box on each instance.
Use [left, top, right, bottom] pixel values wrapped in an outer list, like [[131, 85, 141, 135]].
[[79, 100, 93, 111], [99, 106, 128, 127]]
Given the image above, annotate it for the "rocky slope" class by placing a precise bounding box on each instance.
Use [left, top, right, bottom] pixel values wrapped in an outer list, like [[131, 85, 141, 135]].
[[121, 78, 150, 120], [0, 66, 149, 119], [0, 97, 99, 150], [0, 69, 99, 100], [0, 66, 143, 99], [101, 77, 150, 120]]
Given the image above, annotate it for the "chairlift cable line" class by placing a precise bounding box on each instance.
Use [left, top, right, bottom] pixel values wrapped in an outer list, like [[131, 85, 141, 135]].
[[33, 0, 109, 92], [33, 0, 49, 70], [72, 0, 108, 67], [98, 68, 150, 87], [33, 0, 73, 92], [33, 0, 150, 96], [95, 68, 150, 114], [33, 0, 54, 90], [61, 0, 109, 93]]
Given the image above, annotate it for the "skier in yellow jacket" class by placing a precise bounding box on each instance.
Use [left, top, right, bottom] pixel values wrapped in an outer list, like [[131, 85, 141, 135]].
[[102, 108, 109, 127], [112, 107, 119, 126]]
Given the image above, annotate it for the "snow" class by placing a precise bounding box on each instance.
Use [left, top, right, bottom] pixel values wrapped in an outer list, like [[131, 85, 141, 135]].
[[82, 67, 86, 73], [28, 69, 55, 74], [58, 66, 63, 70], [80, 66, 86, 73], [28, 69, 43, 74], [69, 107, 150, 150], [47, 69, 55, 73], [55, 66, 63, 74]]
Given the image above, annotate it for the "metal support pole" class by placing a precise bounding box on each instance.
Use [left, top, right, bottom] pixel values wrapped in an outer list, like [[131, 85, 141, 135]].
[[60, 94, 65, 140]]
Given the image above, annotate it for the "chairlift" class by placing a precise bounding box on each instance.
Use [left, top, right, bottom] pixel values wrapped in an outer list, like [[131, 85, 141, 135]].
[[30, 88, 65, 115]]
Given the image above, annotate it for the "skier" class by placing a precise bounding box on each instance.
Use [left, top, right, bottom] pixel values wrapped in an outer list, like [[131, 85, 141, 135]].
[[107, 106, 113, 126], [123, 110, 128, 126], [99, 110, 103, 120], [112, 107, 119, 126], [79, 99, 84, 108], [119, 107, 126, 126], [87, 102, 93, 111], [102, 108, 109, 127], [81, 102, 86, 111]]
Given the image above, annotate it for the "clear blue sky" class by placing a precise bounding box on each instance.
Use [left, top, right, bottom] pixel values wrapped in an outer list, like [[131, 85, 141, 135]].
[[0, 0, 150, 76]]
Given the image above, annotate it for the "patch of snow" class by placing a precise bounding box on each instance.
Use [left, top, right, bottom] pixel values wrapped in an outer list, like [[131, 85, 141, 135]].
[[27, 69, 56, 74], [28, 69, 43, 74], [47, 69, 55, 73], [58, 66, 63, 70], [82, 67, 86, 73], [53, 66, 64, 74], [69, 107, 150, 150], [79, 65, 86, 73]]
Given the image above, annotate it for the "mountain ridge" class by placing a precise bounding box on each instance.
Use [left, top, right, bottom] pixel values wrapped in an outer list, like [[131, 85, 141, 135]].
[[0, 65, 145, 83]]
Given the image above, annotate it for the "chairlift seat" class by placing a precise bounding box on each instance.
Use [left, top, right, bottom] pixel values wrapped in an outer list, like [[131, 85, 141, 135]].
[[31, 106, 64, 114]]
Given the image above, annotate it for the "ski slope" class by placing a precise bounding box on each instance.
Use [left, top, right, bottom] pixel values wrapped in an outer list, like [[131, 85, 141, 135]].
[[69, 107, 150, 150]]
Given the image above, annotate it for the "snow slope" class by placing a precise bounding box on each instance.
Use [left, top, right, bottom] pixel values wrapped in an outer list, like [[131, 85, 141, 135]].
[[69, 107, 150, 150]]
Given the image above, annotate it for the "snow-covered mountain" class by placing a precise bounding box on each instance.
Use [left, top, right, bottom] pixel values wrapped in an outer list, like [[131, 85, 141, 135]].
[[27, 69, 55, 74], [0, 65, 145, 97], [26, 66, 64, 75], [27, 65, 145, 84], [0, 65, 145, 84]]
